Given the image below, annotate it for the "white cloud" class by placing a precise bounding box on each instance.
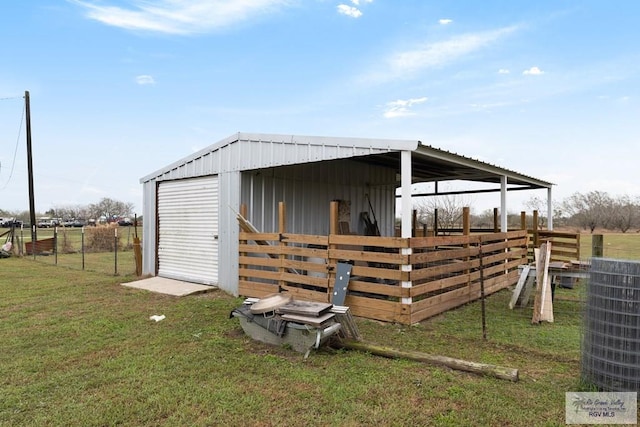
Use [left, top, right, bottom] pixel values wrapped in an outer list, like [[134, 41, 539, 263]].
[[337, 4, 362, 18], [439, 19, 453, 25], [136, 75, 156, 85], [383, 96, 428, 118], [338, 0, 372, 18], [365, 25, 519, 84], [498, 68, 510, 74], [68, 0, 291, 35], [523, 66, 544, 75]]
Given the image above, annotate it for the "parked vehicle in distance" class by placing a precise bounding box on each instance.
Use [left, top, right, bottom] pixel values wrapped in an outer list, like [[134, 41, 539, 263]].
[[0, 218, 22, 228], [118, 217, 133, 226], [37, 217, 62, 228]]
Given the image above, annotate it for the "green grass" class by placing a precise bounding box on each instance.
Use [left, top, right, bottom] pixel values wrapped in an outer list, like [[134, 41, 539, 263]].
[[6, 229, 636, 426], [579, 231, 640, 260], [1, 255, 593, 427]]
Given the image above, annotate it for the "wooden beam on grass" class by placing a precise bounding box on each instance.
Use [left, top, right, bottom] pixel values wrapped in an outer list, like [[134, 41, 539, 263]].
[[335, 340, 519, 382]]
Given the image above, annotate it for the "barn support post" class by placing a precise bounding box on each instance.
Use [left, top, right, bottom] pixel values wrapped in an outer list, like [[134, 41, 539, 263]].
[[400, 150, 412, 238], [400, 150, 413, 306], [500, 175, 507, 232]]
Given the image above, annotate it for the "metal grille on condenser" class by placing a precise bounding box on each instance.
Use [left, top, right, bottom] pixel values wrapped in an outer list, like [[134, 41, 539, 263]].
[[582, 258, 640, 392]]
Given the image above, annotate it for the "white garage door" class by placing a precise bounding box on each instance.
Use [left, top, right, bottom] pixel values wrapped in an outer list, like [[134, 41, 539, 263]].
[[157, 176, 219, 285]]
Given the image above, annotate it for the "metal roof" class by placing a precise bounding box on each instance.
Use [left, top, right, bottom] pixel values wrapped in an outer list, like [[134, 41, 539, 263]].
[[363, 142, 552, 188], [141, 132, 553, 192]]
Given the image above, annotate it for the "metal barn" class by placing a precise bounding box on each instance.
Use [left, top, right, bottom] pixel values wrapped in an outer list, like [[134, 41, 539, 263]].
[[140, 132, 553, 296]]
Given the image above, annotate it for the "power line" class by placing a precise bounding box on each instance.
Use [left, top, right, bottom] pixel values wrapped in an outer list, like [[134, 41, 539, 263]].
[[0, 98, 25, 190]]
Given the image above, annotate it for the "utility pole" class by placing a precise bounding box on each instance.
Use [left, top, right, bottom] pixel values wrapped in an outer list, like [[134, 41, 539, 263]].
[[25, 90, 36, 246]]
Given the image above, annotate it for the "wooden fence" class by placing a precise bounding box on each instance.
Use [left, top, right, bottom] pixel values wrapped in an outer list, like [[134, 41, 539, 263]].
[[528, 230, 580, 263], [238, 230, 529, 324]]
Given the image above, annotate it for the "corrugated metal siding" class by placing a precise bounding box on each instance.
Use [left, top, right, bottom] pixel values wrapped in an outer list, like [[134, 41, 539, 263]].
[[140, 133, 409, 184], [241, 159, 397, 236], [157, 176, 219, 285]]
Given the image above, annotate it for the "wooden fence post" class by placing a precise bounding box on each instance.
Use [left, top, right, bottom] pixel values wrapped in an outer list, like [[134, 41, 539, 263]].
[[330, 201, 339, 235], [462, 207, 471, 295], [493, 208, 499, 233], [412, 209, 418, 237], [329, 201, 339, 300], [278, 202, 286, 290], [592, 234, 604, 258], [532, 210, 539, 247], [520, 211, 526, 230], [463, 207, 470, 236], [238, 204, 248, 292], [433, 208, 439, 237]]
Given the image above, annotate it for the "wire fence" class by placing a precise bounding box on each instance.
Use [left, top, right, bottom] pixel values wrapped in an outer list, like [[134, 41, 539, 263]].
[[5, 225, 141, 276]]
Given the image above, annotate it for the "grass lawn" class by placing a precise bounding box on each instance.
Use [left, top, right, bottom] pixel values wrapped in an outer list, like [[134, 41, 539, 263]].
[[579, 231, 640, 260], [0, 254, 595, 427]]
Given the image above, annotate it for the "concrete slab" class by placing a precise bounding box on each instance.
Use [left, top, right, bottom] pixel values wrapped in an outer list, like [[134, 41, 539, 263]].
[[122, 276, 216, 297]]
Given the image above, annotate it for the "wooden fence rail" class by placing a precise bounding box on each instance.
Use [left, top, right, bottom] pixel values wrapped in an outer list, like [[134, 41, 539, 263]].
[[528, 230, 580, 263], [239, 229, 530, 324]]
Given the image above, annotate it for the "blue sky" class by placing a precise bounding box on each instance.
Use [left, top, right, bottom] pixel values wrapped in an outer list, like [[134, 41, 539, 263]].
[[1, 0, 638, 216]]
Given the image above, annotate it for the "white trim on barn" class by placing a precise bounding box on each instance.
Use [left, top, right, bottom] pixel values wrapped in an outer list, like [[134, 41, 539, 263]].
[[140, 132, 554, 296]]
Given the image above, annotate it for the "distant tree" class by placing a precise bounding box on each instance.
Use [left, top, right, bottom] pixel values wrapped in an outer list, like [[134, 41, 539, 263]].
[[473, 209, 496, 229], [414, 194, 474, 232], [88, 198, 134, 222], [610, 195, 640, 233], [524, 196, 548, 228], [562, 191, 613, 233], [52, 204, 88, 221]]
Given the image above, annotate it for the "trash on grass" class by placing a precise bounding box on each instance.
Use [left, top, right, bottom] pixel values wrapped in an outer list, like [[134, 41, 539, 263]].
[[149, 314, 166, 322]]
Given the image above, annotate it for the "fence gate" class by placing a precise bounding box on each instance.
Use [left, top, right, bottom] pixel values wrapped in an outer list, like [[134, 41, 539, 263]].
[[157, 176, 219, 285]]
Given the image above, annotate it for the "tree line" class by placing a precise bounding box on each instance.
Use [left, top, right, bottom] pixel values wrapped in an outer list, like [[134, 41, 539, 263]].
[[413, 191, 640, 233], [554, 191, 640, 233], [0, 197, 135, 226]]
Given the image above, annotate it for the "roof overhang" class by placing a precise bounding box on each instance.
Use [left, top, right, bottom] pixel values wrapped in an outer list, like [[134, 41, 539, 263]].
[[356, 141, 553, 196]]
